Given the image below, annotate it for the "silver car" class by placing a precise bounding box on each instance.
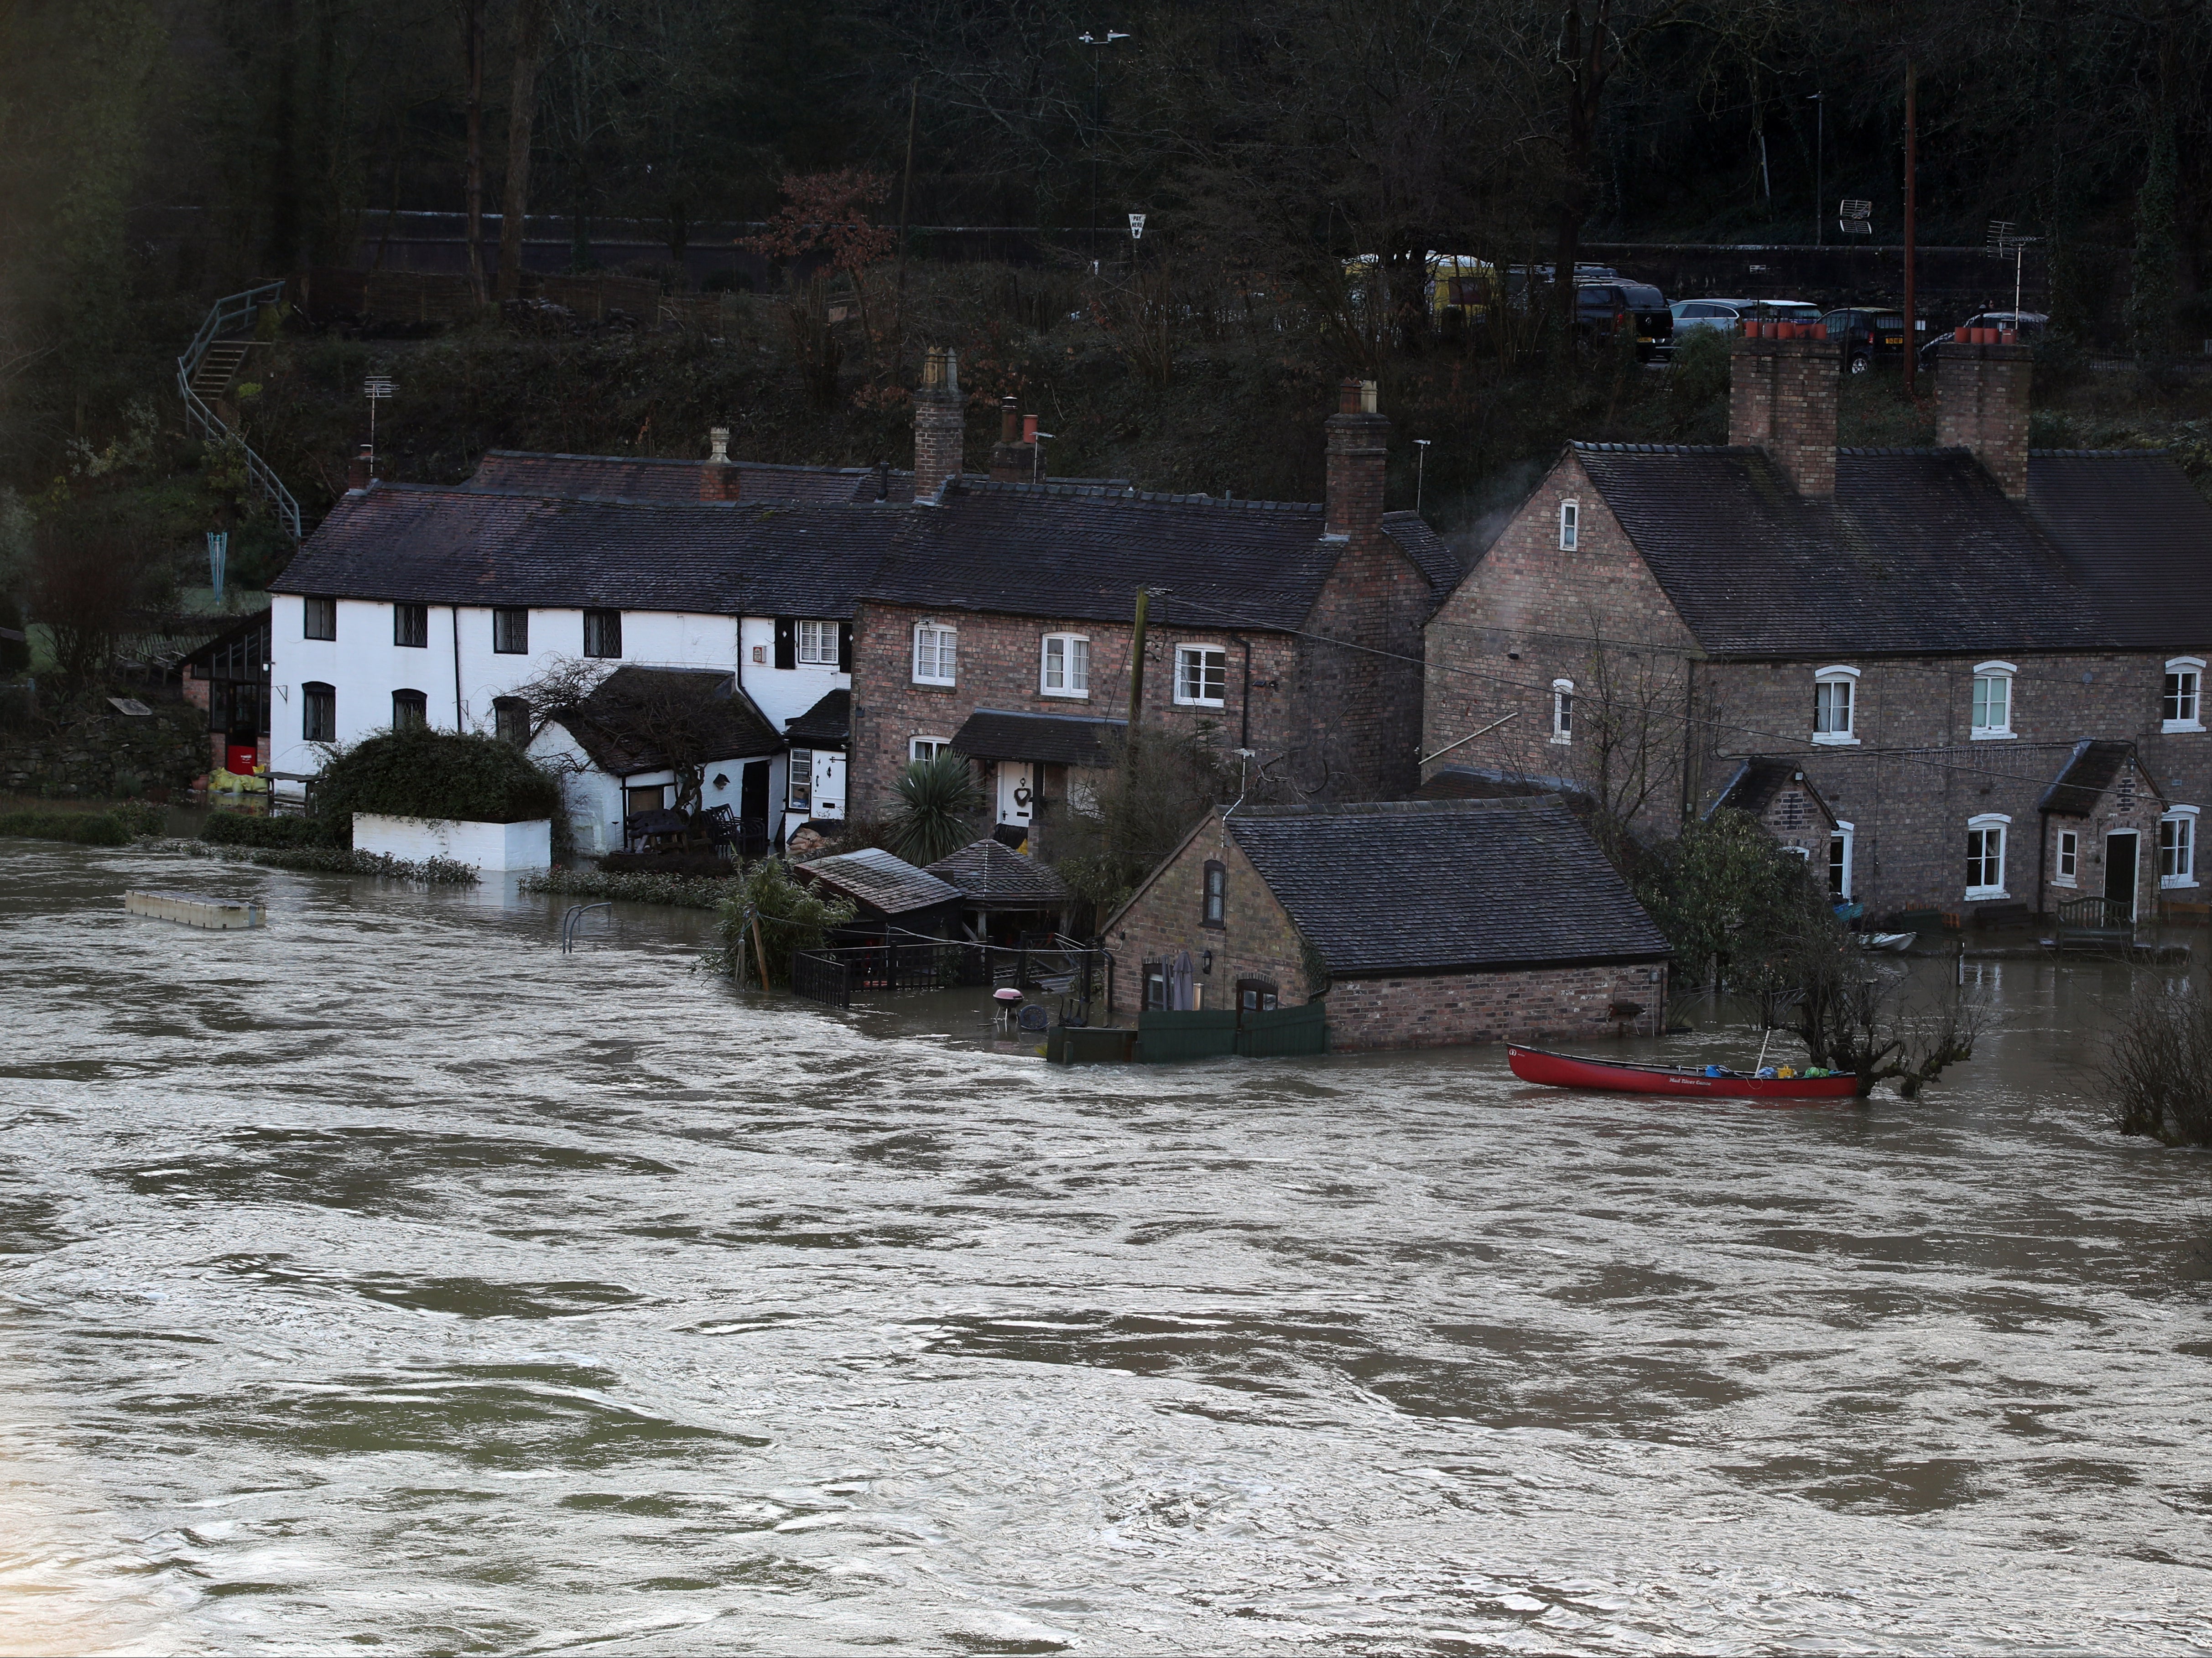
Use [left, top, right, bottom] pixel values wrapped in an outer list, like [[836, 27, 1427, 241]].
[[1666, 298, 1822, 353]]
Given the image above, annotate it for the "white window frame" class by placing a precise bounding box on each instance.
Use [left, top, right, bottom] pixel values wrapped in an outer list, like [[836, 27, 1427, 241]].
[[1174, 643, 1228, 708], [1558, 499, 1580, 551], [2164, 656, 2205, 733], [1812, 665, 1861, 746], [1550, 679, 1574, 744], [1040, 632, 1090, 698], [910, 735, 951, 764], [2160, 805, 2200, 889], [1829, 821, 1855, 901], [1966, 812, 2010, 899], [912, 622, 957, 686], [2054, 828, 2079, 889], [1970, 660, 2016, 740], [796, 620, 839, 665], [787, 748, 814, 811]]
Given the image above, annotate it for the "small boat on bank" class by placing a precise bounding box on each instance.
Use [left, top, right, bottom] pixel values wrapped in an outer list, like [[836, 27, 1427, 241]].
[[1507, 1045, 1861, 1101]]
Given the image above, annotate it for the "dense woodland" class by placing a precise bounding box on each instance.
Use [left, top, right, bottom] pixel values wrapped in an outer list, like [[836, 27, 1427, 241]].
[[8, 0, 2212, 603]]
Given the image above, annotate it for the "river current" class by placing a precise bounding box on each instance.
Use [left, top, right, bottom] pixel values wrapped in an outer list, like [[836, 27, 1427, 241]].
[[1, 842, 2209, 1654]]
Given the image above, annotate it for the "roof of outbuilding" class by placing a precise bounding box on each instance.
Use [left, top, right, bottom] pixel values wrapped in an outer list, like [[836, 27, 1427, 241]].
[[270, 483, 903, 617], [467, 449, 905, 504], [951, 707, 1126, 768], [544, 665, 781, 774], [2026, 450, 2212, 651], [1571, 444, 2109, 657], [1221, 795, 1671, 977], [796, 846, 964, 915], [1706, 756, 1837, 826], [2040, 738, 2138, 816], [923, 838, 1072, 906], [784, 687, 852, 746]]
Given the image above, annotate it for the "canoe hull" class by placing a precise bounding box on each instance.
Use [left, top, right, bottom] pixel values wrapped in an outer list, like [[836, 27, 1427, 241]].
[[1507, 1045, 1861, 1101]]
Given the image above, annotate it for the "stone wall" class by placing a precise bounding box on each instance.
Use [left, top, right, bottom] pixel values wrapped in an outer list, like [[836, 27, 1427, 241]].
[[0, 695, 209, 799]]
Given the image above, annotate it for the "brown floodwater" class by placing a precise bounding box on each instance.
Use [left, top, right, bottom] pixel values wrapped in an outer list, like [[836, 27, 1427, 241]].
[[1, 841, 2209, 1654]]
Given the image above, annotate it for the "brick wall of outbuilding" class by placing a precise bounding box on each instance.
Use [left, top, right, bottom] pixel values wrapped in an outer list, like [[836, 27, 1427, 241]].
[[1103, 824, 1313, 1016], [1323, 960, 1668, 1051]]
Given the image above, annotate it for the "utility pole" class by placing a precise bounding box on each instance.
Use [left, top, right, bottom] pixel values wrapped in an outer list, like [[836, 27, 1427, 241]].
[[1903, 64, 1919, 397], [895, 79, 918, 356], [1811, 92, 1824, 246], [1125, 587, 1150, 732]]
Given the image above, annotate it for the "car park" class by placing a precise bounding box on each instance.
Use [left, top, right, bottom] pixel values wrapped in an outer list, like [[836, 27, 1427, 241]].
[[1667, 298, 1823, 348], [1918, 310, 2048, 369], [1818, 307, 1911, 372]]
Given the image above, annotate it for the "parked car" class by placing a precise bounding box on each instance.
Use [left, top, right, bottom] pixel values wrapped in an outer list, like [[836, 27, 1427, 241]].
[[1918, 310, 2048, 369], [1819, 307, 1912, 372], [1666, 298, 1823, 348], [1577, 281, 1673, 359]]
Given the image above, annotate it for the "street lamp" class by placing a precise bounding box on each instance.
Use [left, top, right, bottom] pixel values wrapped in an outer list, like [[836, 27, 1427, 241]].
[[1414, 437, 1432, 516], [1076, 29, 1131, 253]]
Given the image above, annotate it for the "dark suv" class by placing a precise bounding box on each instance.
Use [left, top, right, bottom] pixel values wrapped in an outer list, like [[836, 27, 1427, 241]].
[[1578, 282, 1673, 359], [1818, 307, 1910, 372]]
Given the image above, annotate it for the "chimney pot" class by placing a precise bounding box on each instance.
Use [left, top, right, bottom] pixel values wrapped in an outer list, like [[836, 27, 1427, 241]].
[[999, 397, 1020, 442], [708, 426, 729, 463], [1023, 413, 1038, 443]]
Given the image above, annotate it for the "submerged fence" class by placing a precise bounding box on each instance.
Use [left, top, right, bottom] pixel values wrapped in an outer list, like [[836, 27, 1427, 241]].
[[789, 931, 1106, 1021]]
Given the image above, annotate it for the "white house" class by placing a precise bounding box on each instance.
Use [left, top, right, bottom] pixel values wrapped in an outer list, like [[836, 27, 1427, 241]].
[[267, 467, 896, 846]]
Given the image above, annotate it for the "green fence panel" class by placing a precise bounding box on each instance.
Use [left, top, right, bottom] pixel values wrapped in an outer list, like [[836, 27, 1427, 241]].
[[1234, 1001, 1329, 1058], [1057, 1026, 1138, 1065], [1136, 1009, 1241, 1063]]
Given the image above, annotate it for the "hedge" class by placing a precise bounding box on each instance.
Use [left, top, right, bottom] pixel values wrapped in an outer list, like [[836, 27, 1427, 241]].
[[200, 811, 341, 849], [315, 728, 562, 825], [0, 803, 166, 845]]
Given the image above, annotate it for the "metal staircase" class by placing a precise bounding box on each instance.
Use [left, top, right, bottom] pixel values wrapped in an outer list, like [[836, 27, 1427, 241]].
[[177, 281, 302, 542]]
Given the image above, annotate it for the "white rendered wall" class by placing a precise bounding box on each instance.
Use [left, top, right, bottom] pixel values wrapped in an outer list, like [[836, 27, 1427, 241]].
[[354, 813, 551, 870], [736, 616, 851, 735]]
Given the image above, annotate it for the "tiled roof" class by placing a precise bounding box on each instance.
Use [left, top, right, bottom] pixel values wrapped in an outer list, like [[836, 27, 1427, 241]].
[[924, 838, 1071, 906], [869, 485, 1372, 630], [1225, 795, 1671, 976], [2040, 738, 2136, 816], [546, 666, 781, 774], [1574, 445, 2108, 657], [784, 688, 851, 746], [796, 846, 963, 915], [951, 707, 1125, 768], [1381, 509, 1464, 592], [2026, 451, 2212, 651], [467, 449, 903, 504], [1706, 757, 1836, 826], [271, 484, 903, 617]]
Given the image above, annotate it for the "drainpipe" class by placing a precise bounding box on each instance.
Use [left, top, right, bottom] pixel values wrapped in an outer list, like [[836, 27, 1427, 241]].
[[452, 604, 465, 731], [1237, 634, 1252, 750], [2036, 806, 2049, 919]]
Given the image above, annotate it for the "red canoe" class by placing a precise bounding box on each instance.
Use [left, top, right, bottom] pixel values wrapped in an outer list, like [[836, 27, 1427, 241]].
[[1507, 1045, 1861, 1101]]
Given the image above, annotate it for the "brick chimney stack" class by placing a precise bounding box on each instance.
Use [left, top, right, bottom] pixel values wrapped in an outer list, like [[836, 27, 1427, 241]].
[[912, 347, 964, 503], [1728, 330, 1840, 497], [988, 395, 1038, 482], [1936, 336, 2034, 498], [700, 425, 741, 500], [347, 442, 374, 491], [1324, 378, 1388, 542]]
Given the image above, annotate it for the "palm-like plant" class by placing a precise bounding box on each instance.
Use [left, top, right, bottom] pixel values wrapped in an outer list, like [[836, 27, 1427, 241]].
[[886, 754, 984, 864]]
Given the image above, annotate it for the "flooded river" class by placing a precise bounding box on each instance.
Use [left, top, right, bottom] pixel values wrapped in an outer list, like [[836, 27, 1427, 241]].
[[2, 842, 2210, 1654]]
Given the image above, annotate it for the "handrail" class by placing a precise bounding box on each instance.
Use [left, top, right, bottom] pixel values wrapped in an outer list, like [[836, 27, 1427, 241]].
[[175, 281, 302, 543], [560, 901, 613, 953]]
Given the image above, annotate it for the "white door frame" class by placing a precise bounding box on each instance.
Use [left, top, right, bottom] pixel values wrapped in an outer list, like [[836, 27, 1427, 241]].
[[997, 760, 1036, 826]]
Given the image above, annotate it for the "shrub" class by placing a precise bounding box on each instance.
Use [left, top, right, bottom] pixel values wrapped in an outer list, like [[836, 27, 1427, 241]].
[[2106, 982, 2212, 1146], [707, 858, 856, 986], [110, 801, 167, 837], [315, 727, 562, 826], [884, 754, 985, 865], [199, 810, 336, 848], [520, 868, 733, 909], [0, 808, 129, 845], [190, 842, 479, 883]]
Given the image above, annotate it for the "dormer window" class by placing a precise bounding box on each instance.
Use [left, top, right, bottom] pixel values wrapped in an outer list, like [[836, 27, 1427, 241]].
[[1558, 499, 1579, 550], [2165, 657, 2204, 733], [1812, 665, 1861, 745], [1551, 679, 1574, 744], [1971, 660, 2015, 739]]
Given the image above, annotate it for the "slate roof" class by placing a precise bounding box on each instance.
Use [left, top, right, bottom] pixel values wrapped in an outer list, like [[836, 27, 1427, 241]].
[[271, 483, 902, 618], [796, 846, 963, 915], [923, 838, 1072, 907], [467, 449, 904, 504], [784, 688, 851, 747], [951, 707, 1125, 768], [545, 666, 781, 774], [2026, 451, 2212, 651], [2040, 738, 2137, 816], [1706, 757, 1837, 826], [1223, 795, 1671, 977], [1572, 444, 2109, 657], [867, 483, 1456, 629]]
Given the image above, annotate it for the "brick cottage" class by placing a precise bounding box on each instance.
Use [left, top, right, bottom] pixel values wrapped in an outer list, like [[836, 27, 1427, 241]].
[[1101, 795, 1671, 1050], [1421, 330, 2212, 923], [847, 365, 1459, 844]]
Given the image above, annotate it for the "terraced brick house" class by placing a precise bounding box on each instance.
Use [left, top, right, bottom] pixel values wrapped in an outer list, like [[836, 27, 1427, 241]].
[[1422, 332, 2212, 923]]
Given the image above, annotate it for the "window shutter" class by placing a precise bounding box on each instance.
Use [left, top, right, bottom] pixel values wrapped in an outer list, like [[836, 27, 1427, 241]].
[[774, 618, 796, 670], [838, 622, 853, 672]]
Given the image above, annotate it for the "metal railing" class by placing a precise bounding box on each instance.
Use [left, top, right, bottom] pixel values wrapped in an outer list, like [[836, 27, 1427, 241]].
[[176, 281, 302, 542]]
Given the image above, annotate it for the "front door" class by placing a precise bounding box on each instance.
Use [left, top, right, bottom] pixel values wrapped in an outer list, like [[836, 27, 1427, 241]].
[[740, 760, 768, 826], [2106, 831, 2139, 920], [997, 761, 1036, 829]]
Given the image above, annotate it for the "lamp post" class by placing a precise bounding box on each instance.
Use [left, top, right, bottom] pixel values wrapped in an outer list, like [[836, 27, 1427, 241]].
[[1414, 437, 1431, 516], [1075, 29, 1129, 257]]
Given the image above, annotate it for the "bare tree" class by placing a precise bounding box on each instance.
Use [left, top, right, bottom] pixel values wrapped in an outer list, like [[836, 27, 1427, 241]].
[[497, 0, 552, 301]]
